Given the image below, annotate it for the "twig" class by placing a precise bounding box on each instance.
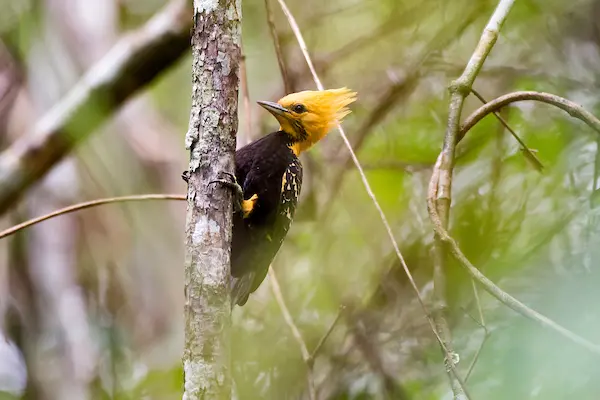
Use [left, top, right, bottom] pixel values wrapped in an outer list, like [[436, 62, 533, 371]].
[[309, 306, 345, 362], [268, 267, 316, 400], [274, 0, 471, 398], [460, 91, 600, 139], [0, 194, 185, 239], [349, 312, 410, 400], [264, 0, 292, 94], [427, 153, 600, 355], [446, 90, 600, 355], [465, 327, 489, 383], [0, 0, 191, 215], [431, 1, 516, 397], [470, 88, 544, 171], [323, 5, 484, 214], [461, 280, 489, 383]]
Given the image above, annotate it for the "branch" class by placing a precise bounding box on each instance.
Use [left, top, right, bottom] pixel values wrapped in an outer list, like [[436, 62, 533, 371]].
[[470, 88, 544, 171], [460, 91, 600, 141], [264, 0, 292, 94], [0, 194, 185, 240], [274, 0, 471, 397], [323, 4, 484, 214], [431, 1, 516, 397], [183, 0, 241, 398], [427, 153, 600, 355], [441, 90, 600, 355], [268, 267, 315, 400], [268, 267, 345, 399], [0, 0, 191, 215]]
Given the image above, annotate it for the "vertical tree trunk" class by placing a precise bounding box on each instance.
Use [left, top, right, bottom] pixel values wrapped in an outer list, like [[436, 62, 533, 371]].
[[183, 1, 241, 399]]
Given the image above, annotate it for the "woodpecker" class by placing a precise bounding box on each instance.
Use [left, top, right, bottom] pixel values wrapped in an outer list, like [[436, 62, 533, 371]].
[[224, 88, 356, 306]]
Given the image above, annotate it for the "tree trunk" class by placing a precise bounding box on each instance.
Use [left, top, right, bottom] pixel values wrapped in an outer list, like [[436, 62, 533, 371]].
[[183, 1, 241, 399]]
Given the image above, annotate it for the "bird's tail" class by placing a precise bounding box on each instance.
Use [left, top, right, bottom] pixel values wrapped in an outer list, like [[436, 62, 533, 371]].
[[230, 272, 254, 309]]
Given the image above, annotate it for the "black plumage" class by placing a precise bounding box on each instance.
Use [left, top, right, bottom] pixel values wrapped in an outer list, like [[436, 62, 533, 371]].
[[230, 131, 303, 306], [225, 87, 356, 306]]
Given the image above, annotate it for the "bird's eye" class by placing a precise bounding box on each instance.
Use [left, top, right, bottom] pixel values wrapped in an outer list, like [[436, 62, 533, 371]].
[[292, 104, 306, 113]]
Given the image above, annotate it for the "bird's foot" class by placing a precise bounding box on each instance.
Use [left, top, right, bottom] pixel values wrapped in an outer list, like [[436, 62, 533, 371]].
[[209, 171, 244, 213], [181, 170, 190, 183], [242, 194, 258, 218]]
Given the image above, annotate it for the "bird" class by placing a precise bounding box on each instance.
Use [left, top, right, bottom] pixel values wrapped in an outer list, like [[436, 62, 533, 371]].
[[230, 87, 357, 306]]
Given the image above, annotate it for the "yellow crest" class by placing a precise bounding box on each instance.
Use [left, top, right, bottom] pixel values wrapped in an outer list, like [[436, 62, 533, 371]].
[[258, 88, 357, 154]]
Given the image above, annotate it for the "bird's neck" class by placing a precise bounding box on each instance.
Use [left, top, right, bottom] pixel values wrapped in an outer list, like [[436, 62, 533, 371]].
[[280, 127, 327, 156]]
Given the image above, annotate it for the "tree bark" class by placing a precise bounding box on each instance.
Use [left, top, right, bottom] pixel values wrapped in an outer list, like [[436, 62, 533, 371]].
[[183, 1, 241, 399]]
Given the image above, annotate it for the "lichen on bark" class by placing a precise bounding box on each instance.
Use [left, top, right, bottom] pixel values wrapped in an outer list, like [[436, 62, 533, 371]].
[[183, 0, 241, 399]]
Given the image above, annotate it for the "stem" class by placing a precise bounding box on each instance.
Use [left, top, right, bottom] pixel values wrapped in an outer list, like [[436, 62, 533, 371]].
[[0, 194, 185, 240], [433, 1, 516, 397]]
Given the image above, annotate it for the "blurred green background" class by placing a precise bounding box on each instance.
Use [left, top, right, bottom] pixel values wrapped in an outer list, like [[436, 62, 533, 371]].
[[1, 0, 600, 399]]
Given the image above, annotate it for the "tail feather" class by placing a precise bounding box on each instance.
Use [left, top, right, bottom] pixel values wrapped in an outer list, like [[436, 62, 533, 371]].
[[230, 272, 254, 308]]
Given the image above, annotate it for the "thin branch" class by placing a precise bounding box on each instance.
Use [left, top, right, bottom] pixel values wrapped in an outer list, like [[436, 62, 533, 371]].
[[264, 0, 292, 94], [309, 305, 345, 362], [431, 1, 516, 397], [274, 0, 471, 398], [443, 91, 600, 355], [0, 0, 191, 215], [0, 194, 185, 239], [349, 312, 410, 400], [268, 267, 316, 400], [323, 5, 484, 214], [464, 327, 489, 383], [470, 88, 544, 171], [460, 91, 600, 140]]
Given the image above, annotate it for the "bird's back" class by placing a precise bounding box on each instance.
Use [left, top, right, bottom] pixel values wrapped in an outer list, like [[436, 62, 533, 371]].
[[231, 131, 303, 306]]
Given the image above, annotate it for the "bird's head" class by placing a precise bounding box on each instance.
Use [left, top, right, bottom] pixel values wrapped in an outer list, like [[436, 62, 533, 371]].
[[258, 88, 357, 155]]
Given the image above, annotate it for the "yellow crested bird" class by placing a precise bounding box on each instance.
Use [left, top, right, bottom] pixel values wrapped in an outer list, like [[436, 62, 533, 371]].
[[227, 88, 357, 306]]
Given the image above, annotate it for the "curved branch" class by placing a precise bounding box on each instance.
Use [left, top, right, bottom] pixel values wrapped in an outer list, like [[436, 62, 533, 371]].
[[459, 91, 600, 142], [0, 194, 185, 239]]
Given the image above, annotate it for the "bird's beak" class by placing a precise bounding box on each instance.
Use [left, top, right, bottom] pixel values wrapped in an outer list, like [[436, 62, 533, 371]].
[[257, 101, 289, 117]]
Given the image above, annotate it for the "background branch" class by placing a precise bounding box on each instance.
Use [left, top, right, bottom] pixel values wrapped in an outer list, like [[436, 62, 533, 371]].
[[0, 0, 191, 215], [275, 0, 471, 398], [0, 194, 185, 239], [427, 153, 600, 355], [268, 267, 316, 400], [460, 91, 600, 140], [430, 1, 516, 397]]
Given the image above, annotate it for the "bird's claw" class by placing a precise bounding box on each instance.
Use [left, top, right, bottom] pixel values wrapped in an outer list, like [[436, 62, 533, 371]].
[[209, 171, 244, 213], [181, 170, 190, 183]]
